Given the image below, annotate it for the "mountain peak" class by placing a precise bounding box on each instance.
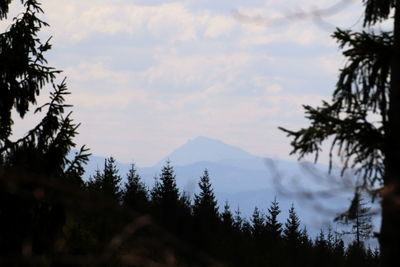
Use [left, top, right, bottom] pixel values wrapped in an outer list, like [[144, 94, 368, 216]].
[[156, 136, 256, 167]]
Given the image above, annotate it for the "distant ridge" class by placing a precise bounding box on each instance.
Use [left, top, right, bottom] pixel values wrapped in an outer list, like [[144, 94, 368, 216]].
[[80, 136, 377, 240], [155, 136, 258, 167]]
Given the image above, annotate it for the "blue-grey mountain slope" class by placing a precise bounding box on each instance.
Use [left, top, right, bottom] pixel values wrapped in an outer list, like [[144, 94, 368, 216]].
[[81, 136, 379, 241], [155, 136, 259, 167]]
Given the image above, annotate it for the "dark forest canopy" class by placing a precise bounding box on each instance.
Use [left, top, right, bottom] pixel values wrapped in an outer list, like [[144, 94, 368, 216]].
[[65, 160, 381, 266], [0, 0, 394, 266]]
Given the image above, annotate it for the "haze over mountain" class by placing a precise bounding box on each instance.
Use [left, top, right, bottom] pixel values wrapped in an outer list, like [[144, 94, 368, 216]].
[[155, 136, 258, 167], [82, 136, 379, 241]]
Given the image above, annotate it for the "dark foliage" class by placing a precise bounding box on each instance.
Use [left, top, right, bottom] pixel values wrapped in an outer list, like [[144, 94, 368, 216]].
[[122, 163, 149, 213], [0, 1, 384, 266], [0, 0, 89, 261], [279, 1, 400, 266]]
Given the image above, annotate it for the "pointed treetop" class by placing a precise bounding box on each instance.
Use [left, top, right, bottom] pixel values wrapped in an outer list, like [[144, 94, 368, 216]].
[[193, 169, 219, 218], [283, 204, 301, 242], [266, 197, 282, 239]]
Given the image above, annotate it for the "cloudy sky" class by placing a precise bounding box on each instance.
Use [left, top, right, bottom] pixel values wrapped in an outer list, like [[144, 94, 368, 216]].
[[8, 0, 365, 167]]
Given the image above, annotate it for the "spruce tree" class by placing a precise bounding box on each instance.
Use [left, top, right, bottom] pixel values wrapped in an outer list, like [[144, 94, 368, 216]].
[[221, 201, 234, 231], [233, 206, 243, 230], [283, 204, 301, 244], [88, 157, 121, 203], [193, 169, 219, 223], [102, 157, 122, 201], [251, 207, 265, 238], [122, 163, 148, 213], [0, 0, 88, 257], [314, 229, 330, 267], [278, 1, 400, 264], [335, 191, 373, 246], [345, 241, 367, 267], [151, 161, 179, 204], [150, 161, 180, 231], [265, 197, 282, 241]]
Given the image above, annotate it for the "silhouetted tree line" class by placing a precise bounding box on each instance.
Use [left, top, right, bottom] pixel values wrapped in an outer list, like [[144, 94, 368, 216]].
[[22, 157, 375, 266], [0, 0, 389, 265]]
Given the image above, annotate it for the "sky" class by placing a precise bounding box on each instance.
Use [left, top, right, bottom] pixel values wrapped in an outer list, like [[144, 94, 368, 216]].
[[6, 0, 366, 167]]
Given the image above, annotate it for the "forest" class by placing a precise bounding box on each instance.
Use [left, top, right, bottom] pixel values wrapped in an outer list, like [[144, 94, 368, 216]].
[[1, 154, 382, 266], [1, 0, 399, 266]]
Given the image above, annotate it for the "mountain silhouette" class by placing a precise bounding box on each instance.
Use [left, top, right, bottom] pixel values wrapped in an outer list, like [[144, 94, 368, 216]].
[[156, 136, 258, 167], [79, 136, 378, 242]]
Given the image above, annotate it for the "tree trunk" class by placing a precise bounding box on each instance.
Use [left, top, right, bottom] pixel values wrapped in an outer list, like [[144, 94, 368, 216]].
[[381, 1, 400, 266]]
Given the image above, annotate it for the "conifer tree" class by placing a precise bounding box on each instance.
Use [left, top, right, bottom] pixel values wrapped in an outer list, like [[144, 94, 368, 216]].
[[102, 157, 122, 201], [233, 206, 243, 231], [335, 191, 373, 246], [0, 0, 88, 257], [151, 161, 179, 205], [265, 197, 282, 241], [333, 237, 346, 267], [326, 225, 335, 250], [315, 229, 327, 249], [314, 229, 330, 267], [150, 161, 180, 230], [193, 169, 219, 221], [278, 1, 400, 263], [192, 169, 217, 223], [88, 157, 121, 203], [345, 241, 367, 267], [283, 204, 301, 244], [251, 207, 265, 241], [122, 163, 148, 213], [221, 201, 234, 230]]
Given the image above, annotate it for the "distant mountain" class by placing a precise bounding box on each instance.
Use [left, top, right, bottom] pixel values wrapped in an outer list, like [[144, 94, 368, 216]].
[[155, 136, 258, 167], [80, 136, 379, 241]]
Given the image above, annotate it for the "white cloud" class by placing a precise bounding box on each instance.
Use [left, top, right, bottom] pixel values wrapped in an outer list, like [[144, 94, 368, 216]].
[[12, 0, 362, 165], [204, 15, 236, 38]]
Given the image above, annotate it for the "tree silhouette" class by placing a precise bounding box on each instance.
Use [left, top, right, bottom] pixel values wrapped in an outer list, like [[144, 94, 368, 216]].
[[265, 197, 282, 241], [283, 204, 301, 243], [88, 157, 122, 203], [221, 201, 234, 233], [279, 1, 400, 264], [193, 169, 219, 249], [251, 206, 265, 241], [335, 191, 373, 246], [283, 204, 302, 266], [193, 169, 219, 222], [150, 161, 181, 231], [122, 163, 149, 213], [0, 0, 88, 258]]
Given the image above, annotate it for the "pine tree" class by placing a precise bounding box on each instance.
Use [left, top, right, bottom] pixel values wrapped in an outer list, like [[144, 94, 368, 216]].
[[251, 207, 265, 240], [265, 197, 282, 241], [151, 161, 179, 205], [150, 161, 180, 230], [102, 157, 122, 201], [314, 229, 330, 267], [332, 237, 346, 267], [0, 0, 88, 257], [193, 169, 219, 221], [122, 163, 148, 213], [335, 191, 373, 246], [315, 229, 327, 249], [233, 206, 243, 231], [326, 225, 335, 250], [88, 157, 122, 203], [345, 241, 367, 267], [278, 1, 400, 264], [283, 204, 301, 244], [221, 201, 234, 230], [192, 169, 219, 249]]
